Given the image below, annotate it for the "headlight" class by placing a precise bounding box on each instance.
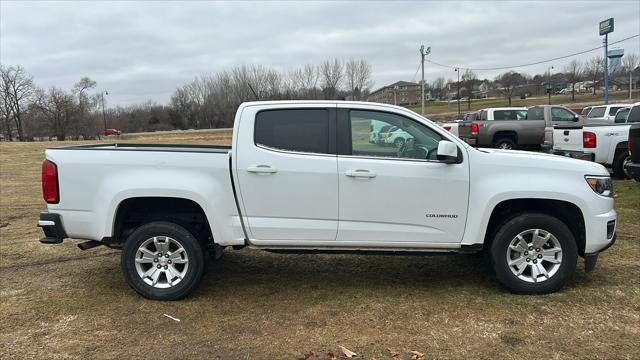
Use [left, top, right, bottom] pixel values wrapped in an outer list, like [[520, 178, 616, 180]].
[[585, 176, 613, 197]]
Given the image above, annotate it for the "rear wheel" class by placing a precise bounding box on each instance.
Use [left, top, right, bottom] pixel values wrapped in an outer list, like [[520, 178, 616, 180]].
[[490, 213, 577, 294], [121, 221, 205, 300], [612, 150, 631, 179], [494, 138, 515, 150]]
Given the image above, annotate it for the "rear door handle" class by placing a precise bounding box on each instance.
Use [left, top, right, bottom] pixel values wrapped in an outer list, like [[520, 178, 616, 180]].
[[247, 165, 278, 174], [345, 169, 376, 178]]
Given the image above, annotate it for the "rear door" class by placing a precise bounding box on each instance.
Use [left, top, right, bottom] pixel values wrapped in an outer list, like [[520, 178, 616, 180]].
[[235, 105, 338, 243]]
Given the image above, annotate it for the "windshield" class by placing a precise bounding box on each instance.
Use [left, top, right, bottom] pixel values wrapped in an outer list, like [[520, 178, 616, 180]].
[[614, 109, 630, 123]]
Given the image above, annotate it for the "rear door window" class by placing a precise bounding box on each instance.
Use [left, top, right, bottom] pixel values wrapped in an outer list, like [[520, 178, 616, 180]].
[[588, 107, 606, 118], [255, 109, 331, 154], [627, 106, 640, 123], [493, 110, 527, 120], [527, 107, 544, 120], [551, 107, 576, 121], [608, 107, 623, 116]]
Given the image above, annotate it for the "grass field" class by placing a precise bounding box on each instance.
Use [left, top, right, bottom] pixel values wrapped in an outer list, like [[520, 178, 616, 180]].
[[1, 132, 639, 359], [406, 90, 638, 120]]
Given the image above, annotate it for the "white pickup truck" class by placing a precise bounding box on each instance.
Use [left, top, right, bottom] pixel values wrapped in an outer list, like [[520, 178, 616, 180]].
[[553, 102, 640, 178], [39, 101, 617, 300]]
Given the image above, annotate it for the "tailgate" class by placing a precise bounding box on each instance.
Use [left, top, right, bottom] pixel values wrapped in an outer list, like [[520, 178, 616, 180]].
[[553, 127, 583, 152]]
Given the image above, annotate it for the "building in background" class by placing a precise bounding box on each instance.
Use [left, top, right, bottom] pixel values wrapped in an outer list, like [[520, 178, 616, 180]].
[[367, 81, 429, 105]]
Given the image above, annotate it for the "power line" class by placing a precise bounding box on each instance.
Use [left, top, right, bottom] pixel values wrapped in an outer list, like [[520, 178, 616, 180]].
[[426, 34, 639, 71]]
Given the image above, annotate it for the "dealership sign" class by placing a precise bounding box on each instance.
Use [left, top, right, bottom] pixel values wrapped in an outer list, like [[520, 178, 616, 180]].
[[599, 18, 614, 35]]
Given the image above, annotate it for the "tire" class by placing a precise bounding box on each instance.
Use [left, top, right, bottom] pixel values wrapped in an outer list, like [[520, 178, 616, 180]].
[[490, 213, 577, 294], [121, 221, 206, 300], [394, 138, 405, 148], [612, 150, 631, 179], [494, 138, 515, 150]]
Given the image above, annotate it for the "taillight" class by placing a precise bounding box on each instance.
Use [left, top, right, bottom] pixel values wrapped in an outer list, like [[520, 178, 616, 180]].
[[471, 123, 479, 136], [629, 135, 633, 156], [443, 125, 452, 131], [42, 160, 59, 204], [583, 132, 597, 148]]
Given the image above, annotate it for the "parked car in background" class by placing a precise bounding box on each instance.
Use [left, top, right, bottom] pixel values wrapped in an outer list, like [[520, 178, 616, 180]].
[[98, 128, 121, 136], [369, 120, 390, 144], [553, 102, 640, 178], [625, 123, 640, 182], [441, 120, 462, 137], [377, 126, 414, 148], [586, 104, 630, 124], [458, 107, 529, 149], [526, 105, 582, 151], [38, 100, 617, 299]]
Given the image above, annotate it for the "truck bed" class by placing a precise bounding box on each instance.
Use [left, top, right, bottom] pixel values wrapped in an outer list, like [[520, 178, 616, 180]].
[[50, 143, 232, 153]]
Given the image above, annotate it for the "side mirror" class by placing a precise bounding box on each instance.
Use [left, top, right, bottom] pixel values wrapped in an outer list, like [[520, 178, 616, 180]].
[[573, 114, 580, 122], [437, 140, 459, 163]]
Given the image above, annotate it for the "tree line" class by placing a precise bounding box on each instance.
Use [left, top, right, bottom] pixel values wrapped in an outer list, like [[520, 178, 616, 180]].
[[1, 53, 638, 141]]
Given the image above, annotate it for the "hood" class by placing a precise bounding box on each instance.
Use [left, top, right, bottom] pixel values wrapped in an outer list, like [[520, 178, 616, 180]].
[[474, 148, 610, 176]]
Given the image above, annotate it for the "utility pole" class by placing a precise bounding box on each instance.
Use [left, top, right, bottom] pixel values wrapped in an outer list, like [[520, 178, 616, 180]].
[[547, 66, 554, 105], [455, 68, 460, 115], [101, 91, 108, 131], [419, 45, 431, 116]]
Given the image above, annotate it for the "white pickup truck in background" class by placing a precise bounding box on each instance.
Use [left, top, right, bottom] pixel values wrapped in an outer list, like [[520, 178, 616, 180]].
[[553, 102, 640, 178], [39, 101, 616, 300]]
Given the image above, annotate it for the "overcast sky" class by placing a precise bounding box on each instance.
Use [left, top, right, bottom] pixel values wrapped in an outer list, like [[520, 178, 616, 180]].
[[1, 0, 639, 106]]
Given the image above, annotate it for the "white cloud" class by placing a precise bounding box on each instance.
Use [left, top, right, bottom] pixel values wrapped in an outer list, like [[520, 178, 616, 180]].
[[1, 0, 638, 105]]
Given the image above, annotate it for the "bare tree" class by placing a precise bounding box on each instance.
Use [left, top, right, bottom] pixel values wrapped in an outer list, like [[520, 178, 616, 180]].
[[32, 87, 75, 140], [72, 77, 97, 139], [623, 53, 639, 97], [586, 56, 604, 95], [0, 65, 34, 140], [345, 59, 373, 100], [461, 69, 478, 110], [320, 58, 343, 99], [564, 59, 583, 101], [496, 71, 524, 105]]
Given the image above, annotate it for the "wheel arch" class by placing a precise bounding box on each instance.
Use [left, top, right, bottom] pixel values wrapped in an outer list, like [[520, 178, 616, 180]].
[[492, 131, 518, 144], [483, 198, 586, 256], [110, 196, 215, 247]]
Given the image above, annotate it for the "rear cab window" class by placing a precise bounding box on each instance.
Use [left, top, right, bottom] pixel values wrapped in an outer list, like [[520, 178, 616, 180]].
[[527, 107, 544, 120], [255, 109, 331, 154], [608, 107, 623, 116]]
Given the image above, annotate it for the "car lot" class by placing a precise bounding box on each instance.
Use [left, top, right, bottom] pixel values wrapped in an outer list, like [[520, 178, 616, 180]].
[[1, 132, 639, 359]]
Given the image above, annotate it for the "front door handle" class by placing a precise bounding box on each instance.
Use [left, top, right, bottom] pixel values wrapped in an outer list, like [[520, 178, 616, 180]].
[[247, 165, 278, 174], [345, 169, 376, 178]]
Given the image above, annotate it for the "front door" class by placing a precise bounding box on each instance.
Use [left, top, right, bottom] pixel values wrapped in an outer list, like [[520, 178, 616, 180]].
[[336, 107, 469, 246], [235, 106, 338, 242]]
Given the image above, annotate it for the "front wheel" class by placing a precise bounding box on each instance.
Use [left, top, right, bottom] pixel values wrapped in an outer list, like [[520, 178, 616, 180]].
[[121, 221, 206, 300], [494, 138, 515, 150], [490, 213, 577, 294]]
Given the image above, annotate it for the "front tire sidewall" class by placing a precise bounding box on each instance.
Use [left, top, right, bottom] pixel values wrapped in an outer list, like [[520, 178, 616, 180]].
[[121, 221, 205, 300], [491, 214, 577, 294], [613, 151, 631, 179]]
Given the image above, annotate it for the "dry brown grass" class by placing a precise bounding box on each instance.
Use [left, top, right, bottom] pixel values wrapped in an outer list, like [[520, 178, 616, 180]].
[[1, 133, 639, 359]]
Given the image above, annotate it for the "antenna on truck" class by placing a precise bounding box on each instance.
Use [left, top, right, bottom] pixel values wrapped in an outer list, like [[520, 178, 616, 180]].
[[247, 83, 259, 100]]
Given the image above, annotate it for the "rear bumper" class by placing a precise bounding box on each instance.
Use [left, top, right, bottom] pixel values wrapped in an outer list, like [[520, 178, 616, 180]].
[[38, 213, 67, 244], [552, 150, 594, 162], [625, 161, 640, 182]]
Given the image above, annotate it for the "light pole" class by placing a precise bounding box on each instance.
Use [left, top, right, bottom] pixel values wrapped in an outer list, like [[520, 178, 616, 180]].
[[547, 66, 554, 105], [101, 91, 109, 132], [455, 68, 460, 115], [419, 45, 431, 116]]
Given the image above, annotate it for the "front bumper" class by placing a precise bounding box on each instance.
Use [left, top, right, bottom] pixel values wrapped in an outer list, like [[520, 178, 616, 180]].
[[625, 161, 640, 182], [583, 210, 617, 272], [38, 213, 67, 244], [553, 150, 595, 162]]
